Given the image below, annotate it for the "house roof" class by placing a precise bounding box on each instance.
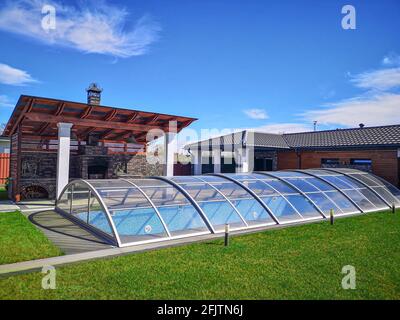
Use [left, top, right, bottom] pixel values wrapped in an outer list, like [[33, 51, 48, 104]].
[[186, 130, 290, 150], [283, 125, 400, 149], [186, 124, 400, 150], [1, 95, 196, 143]]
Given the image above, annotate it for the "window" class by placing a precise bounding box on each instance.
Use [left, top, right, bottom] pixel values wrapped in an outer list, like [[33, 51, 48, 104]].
[[350, 159, 372, 165], [321, 158, 339, 165]]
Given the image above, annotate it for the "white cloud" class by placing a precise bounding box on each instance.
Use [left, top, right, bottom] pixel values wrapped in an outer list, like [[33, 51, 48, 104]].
[[0, 95, 14, 108], [302, 93, 400, 127], [0, 0, 161, 58], [243, 108, 269, 120], [0, 63, 37, 86], [382, 52, 400, 66], [251, 123, 312, 134], [351, 67, 400, 91]]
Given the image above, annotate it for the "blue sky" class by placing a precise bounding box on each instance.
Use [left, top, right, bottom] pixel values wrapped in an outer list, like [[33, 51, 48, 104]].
[[0, 0, 400, 140]]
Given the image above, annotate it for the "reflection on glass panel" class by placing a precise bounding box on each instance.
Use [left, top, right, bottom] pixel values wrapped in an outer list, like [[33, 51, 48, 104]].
[[86, 195, 113, 235], [198, 201, 246, 231], [57, 186, 71, 212], [323, 176, 353, 189], [350, 174, 380, 187], [226, 174, 258, 181], [305, 178, 336, 191], [193, 176, 223, 183], [307, 193, 343, 215], [343, 190, 375, 211], [111, 208, 168, 244], [266, 180, 298, 194], [70, 183, 114, 236], [261, 196, 302, 222], [358, 188, 386, 208], [285, 195, 321, 219], [372, 187, 399, 205], [140, 186, 188, 206], [285, 179, 319, 192], [157, 205, 209, 236], [130, 179, 170, 188], [182, 184, 225, 202], [241, 181, 278, 196], [89, 180, 132, 189], [232, 199, 275, 225], [71, 183, 90, 217], [336, 176, 365, 189], [264, 171, 305, 178], [324, 191, 359, 213], [97, 187, 149, 209], [210, 182, 251, 199], [171, 177, 202, 184], [374, 178, 400, 201]]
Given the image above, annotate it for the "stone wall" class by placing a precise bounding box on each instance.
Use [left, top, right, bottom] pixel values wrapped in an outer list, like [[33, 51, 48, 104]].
[[16, 148, 163, 200]]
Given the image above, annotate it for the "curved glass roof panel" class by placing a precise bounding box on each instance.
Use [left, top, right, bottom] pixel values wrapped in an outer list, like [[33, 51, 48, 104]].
[[172, 180, 247, 232], [195, 176, 276, 226], [259, 171, 360, 216], [125, 178, 211, 238], [307, 170, 386, 212], [55, 169, 398, 247]]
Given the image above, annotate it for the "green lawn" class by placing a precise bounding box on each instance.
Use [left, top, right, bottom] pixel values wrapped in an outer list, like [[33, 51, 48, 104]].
[[1, 211, 400, 300], [0, 211, 63, 265]]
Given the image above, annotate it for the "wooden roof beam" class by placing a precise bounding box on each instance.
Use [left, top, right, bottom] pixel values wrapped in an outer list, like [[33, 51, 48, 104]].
[[80, 105, 94, 119], [24, 112, 172, 132], [99, 129, 115, 140], [55, 102, 66, 116], [104, 109, 118, 121], [10, 98, 34, 136], [127, 112, 139, 122]]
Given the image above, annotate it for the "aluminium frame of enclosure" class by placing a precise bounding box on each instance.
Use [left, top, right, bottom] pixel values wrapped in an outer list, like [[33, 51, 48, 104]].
[[55, 169, 398, 248], [291, 169, 391, 213]]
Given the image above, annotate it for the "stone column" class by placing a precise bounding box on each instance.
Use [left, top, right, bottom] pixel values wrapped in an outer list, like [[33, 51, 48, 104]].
[[163, 132, 177, 177], [56, 123, 73, 199]]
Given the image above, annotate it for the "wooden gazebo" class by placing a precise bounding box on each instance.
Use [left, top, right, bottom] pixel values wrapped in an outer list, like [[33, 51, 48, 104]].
[[2, 94, 196, 201]]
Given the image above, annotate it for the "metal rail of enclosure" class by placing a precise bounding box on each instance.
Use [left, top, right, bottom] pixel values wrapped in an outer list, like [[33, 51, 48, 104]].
[[55, 169, 398, 247]]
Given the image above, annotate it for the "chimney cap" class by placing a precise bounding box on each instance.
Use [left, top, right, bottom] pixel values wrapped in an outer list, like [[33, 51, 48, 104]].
[[359, 123, 365, 128], [86, 82, 102, 93]]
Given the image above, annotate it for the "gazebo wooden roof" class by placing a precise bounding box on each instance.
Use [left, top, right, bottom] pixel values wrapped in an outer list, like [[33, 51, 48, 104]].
[[2, 95, 196, 143]]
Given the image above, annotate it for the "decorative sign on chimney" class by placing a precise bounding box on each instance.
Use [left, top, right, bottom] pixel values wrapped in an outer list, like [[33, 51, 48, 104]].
[[86, 83, 102, 105]]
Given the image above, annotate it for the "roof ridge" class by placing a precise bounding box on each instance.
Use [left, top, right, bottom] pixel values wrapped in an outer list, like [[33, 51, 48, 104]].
[[283, 124, 400, 136]]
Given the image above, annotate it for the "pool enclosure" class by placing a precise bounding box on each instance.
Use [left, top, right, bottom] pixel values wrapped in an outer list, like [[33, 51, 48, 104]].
[[56, 168, 400, 247]]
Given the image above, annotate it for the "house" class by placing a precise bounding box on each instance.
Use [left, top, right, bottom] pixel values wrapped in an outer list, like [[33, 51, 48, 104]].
[[185, 124, 400, 187]]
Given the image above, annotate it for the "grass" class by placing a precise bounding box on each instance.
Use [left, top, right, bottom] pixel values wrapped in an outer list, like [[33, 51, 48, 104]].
[[0, 211, 63, 265], [1, 210, 400, 299], [0, 187, 7, 201]]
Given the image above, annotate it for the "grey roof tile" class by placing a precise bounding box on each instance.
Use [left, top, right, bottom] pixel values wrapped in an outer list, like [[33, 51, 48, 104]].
[[185, 125, 400, 150], [283, 125, 400, 148]]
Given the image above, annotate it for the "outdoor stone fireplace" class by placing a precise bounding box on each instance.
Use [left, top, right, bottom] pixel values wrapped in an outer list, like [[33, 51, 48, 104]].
[[18, 144, 163, 200]]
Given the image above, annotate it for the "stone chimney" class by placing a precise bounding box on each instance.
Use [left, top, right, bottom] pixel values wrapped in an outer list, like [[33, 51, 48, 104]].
[[86, 83, 102, 105]]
